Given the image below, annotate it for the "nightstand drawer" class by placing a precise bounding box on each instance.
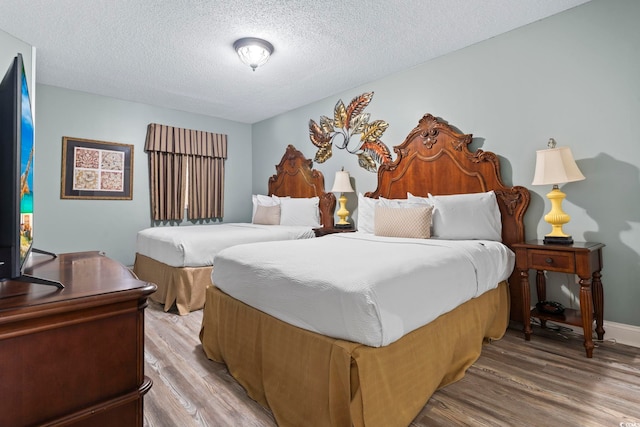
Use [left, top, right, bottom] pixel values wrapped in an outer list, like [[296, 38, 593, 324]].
[[528, 250, 575, 272]]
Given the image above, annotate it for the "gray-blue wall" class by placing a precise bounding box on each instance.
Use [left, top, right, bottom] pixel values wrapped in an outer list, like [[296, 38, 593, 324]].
[[32, 85, 253, 266], [0, 28, 33, 101], [251, 0, 640, 327]]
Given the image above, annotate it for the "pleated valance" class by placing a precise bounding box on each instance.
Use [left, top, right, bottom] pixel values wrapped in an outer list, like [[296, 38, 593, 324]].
[[145, 123, 227, 158]]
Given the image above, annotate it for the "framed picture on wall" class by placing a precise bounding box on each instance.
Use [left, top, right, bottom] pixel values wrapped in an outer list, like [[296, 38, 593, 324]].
[[60, 137, 134, 200]]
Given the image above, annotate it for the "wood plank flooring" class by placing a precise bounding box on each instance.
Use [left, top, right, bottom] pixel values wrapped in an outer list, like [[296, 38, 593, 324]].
[[143, 301, 640, 427]]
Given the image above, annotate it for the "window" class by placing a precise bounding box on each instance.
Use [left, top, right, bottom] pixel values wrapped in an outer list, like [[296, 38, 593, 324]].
[[144, 123, 227, 221]]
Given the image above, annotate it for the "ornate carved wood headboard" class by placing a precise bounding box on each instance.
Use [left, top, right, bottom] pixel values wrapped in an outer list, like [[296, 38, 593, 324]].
[[365, 113, 530, 249], [268, 145, 336, 228], [365, 114, 530, 320]]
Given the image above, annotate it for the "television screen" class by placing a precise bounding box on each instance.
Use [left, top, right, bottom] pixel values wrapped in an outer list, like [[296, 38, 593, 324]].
[[0, 54, 61, 287], [0, 53, 35, 280], [19, 60, 35, 268], [0, 55, 21, 279]]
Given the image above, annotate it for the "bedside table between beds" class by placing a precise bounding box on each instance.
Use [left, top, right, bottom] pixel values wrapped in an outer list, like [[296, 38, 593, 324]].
[[512, 240, 605, 358], [313, 227, 356, 237]]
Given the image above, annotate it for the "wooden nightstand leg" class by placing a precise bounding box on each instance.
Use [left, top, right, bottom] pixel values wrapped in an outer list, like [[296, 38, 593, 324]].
[[578, 276, 595, 358], [520, 269, 532, 340], [535, 270, 547, 329], [592, 271, 605, 340]]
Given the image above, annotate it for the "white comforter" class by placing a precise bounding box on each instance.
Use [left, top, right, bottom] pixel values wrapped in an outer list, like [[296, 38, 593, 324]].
[[212, 233, 514, 347], [136, 223, 315, 267]]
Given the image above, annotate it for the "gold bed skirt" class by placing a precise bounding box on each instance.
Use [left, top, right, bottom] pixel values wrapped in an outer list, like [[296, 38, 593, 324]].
[[200, 281, 510, 427], [133, 253, 212, 315]]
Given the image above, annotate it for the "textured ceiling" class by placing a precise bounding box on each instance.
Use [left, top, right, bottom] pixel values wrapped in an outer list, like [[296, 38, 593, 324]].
[[0, 0, 591, 124]]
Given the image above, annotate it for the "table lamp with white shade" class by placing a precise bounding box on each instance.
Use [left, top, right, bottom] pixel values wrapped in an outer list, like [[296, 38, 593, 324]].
[[331, 168, 355, 229], [531, 138, 585, 245]]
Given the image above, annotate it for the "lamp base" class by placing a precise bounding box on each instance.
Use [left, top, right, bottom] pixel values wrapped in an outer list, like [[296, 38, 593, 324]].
[[334, 223, 353, 230], [543, 235, 574, 245]]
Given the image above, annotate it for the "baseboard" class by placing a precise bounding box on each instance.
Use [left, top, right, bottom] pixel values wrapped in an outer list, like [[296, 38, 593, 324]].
[[545, 319, 640, 348]]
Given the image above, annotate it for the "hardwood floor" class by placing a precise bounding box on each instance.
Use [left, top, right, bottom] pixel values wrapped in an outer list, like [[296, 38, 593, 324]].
[[143, 301, 640, 427]]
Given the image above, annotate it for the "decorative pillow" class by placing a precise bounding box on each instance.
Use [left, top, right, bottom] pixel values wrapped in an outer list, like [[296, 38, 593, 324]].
[[279, 197, 321, 227], [251, 194, 289, 222], [252, 194, 275, 220], [356, 193, 379, 234], [428, 191, 502, 241], [252, 204, 281, 225], [374, 205, 433, 239], [404, 192, 435, 234], [358, 194, 433, 234]]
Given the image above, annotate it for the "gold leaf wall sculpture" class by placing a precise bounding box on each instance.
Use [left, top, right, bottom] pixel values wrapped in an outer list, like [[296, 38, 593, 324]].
[[308, 92, 392, 172]]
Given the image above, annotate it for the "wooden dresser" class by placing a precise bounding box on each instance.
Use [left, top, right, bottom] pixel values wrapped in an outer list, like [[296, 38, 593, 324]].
[[0, 251, 157, 426]]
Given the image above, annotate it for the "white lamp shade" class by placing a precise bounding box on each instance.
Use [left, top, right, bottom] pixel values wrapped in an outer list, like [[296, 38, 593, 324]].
[[331, 171, 354, 193], [532, 146, 585, 186]]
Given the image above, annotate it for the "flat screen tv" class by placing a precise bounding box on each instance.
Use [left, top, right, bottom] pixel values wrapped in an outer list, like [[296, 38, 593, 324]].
[[0, 53, 62, 288]]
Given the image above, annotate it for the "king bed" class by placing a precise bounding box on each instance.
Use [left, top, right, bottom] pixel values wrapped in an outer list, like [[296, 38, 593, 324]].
[[133, 145, 336, 315], [199, 114, 530, 427]]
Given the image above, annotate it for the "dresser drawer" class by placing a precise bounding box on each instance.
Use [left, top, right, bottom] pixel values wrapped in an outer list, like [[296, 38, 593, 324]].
[[528, 249, 575, 272]]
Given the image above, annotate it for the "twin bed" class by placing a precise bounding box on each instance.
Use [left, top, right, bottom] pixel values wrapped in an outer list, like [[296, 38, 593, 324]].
[[133, 145, 336, 315], [199, 113, 530, 427]]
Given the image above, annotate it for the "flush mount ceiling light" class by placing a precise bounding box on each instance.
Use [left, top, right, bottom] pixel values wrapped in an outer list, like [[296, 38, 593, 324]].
[[233, 37, 274, 71]]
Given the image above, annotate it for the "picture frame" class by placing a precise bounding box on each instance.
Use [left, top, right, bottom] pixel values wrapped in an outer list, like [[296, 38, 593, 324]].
[[61, 137, 133, 200]]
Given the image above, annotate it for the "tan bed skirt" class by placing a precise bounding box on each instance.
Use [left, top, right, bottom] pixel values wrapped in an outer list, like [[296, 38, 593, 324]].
[[200, 281, 510, 427], [133, 253, 212, 315]]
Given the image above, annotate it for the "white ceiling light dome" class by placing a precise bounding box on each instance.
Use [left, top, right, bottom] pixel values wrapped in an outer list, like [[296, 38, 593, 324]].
[[233, 37, 274, 71]]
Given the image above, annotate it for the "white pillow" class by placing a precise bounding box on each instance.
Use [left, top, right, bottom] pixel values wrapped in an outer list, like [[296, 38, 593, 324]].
[[279, 197, 321, 227], [357, 193, 379, 234], [407, 192, 432, 205], [428, 191, 502, 241], [251, 194, 289, 222], [380, 195, 433, 209]]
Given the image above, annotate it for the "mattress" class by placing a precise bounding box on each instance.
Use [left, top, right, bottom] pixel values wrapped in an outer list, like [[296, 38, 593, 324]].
[[212, 233, 514, 347], [135, 223, 315, 267]]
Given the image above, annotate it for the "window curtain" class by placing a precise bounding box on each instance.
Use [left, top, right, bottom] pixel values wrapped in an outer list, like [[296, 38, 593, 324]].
[[144, 123, 227, 221]]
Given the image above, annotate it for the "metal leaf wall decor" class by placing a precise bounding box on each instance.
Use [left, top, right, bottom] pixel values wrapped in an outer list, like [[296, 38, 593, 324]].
[[308, 92, 392, 172]]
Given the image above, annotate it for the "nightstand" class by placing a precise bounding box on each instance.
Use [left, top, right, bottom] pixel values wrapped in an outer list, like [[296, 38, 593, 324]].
[[313, 227, 356, 237], [512, 240, 605, 358]]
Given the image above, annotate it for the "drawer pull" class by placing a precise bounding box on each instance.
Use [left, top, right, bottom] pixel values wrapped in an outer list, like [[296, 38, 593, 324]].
[[545, 258, 553, 264]]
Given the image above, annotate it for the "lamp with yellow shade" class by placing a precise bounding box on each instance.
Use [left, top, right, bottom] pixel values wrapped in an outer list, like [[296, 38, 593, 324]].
[[330, 169, 355, 229], [531, 138, 585, 245]]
